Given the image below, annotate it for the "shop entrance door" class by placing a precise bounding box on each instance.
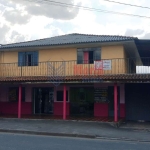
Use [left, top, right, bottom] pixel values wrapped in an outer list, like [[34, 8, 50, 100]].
[[33, 88, 54, 114]]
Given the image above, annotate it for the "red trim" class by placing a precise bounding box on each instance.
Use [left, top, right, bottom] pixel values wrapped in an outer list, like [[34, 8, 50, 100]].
[[84, 52, 89, 64], [54, 102, 70, 116], [0, 102, 32, 115], [18, 85, 22, 118], [114, 83, 118, 122], [120, 104, 125, 118], [63, 85, 67, 120], [94, 103, 108, 117]]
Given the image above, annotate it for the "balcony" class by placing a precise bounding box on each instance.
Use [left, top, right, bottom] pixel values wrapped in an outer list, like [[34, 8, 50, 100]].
[[0, 58, 150, 82]]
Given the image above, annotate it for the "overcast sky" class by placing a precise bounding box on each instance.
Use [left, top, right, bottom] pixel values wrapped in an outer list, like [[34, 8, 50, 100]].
[[0, 0, 150, 44]]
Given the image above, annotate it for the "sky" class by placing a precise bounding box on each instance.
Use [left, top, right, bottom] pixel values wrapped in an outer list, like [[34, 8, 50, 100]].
[[0, 0, 150, 44]]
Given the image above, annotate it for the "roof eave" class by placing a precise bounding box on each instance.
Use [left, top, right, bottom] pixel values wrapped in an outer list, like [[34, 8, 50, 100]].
[[0, 40, 136, 51]]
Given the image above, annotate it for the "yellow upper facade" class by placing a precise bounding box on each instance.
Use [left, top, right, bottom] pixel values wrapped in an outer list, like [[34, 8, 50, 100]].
[[0, 34, 140, 77], [1, 45, 125, 63]]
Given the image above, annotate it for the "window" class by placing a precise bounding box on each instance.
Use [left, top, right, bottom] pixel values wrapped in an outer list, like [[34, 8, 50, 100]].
[[8, 87, 25, 102], [18, 51, 38, 66], [57, 91, 68, 101], [77, 48, 101, 64]]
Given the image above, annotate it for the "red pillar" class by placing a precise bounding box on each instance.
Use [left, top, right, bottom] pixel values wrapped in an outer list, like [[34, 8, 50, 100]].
[[18, 85, 22, 119], [114, 83, 118, 122], [63, 84, 67, 120]]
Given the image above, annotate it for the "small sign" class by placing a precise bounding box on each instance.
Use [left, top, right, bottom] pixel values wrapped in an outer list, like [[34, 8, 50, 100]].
[[103, 60, 111, 70], [94, 60, 111, 70], [94, 61, 103, 70], [94, 88, 108, 103]]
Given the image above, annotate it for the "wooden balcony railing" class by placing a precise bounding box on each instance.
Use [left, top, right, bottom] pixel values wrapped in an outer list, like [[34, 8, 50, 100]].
[[0, 58, 148, 78]]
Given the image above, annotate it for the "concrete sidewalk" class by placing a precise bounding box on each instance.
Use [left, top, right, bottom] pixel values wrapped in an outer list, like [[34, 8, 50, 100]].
[[120, 121, 150, 131], [0, 118, 150, 142]]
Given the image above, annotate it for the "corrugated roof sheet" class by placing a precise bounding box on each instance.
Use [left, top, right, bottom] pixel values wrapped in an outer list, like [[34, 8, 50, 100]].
[[0, 33, 137, 49]]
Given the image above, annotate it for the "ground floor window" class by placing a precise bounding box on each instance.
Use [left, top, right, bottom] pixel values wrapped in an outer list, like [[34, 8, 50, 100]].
[[56, 91, 68, 102], [8, 87, 25, 102], [70, 87, 94, 116]]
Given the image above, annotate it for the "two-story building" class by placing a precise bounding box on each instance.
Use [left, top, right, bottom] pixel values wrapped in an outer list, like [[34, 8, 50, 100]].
[[0, 33, 149, 122]]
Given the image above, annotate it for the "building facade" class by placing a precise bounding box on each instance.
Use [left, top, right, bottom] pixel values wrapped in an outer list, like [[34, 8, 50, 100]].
[[0, 33, 149, 122]]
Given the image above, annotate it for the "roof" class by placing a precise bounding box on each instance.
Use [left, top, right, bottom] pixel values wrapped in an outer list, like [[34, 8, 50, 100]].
[[135, 39, 150, 58], [0, 33, 137, 49], [0, 74, 150, 82]]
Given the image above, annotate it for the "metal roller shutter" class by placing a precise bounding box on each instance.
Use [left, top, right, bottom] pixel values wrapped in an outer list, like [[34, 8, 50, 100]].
[[126, 83, 150, 121]]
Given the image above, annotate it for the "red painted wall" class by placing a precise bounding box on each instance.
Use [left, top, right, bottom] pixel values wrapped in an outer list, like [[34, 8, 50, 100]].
[[94, 103, 109, 117], [0, 102, 32, 115], [120, 104, 125, 118], [54, 102, 70, 116]]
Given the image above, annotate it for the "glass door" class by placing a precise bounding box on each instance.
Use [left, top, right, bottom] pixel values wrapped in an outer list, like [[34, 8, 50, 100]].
[[33, 88, 54, 114], [42, 88, 54, 114], [34, 88, 42, 114]]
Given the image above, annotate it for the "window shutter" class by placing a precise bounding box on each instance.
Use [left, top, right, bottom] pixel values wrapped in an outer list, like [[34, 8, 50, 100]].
[[18, 52, 23, 66], [94, 49, 101, 61], [31, 52, 34, 66], [77, 50, 83, 64], [33, 51, 38, 66]]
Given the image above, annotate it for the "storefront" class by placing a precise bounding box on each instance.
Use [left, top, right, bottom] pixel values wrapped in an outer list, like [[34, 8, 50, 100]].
[[69, 83, 124, 119], [0, 83, 125, 121], [70, 87, 94, 116]]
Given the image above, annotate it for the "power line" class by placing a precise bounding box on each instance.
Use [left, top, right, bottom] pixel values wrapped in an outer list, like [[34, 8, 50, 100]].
[[102, 0, 150, 10], [22, 0, 150, 19]]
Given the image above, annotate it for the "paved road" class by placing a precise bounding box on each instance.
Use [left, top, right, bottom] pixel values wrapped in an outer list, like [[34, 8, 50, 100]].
[[0, 133, 150, 150]]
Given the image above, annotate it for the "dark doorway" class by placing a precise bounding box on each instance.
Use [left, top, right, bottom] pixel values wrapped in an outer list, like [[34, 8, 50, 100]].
[[33, 88, 54, 114], [108, 86, 120, 117], [126, 83, 150, 121], [70, 87, 94, 116]]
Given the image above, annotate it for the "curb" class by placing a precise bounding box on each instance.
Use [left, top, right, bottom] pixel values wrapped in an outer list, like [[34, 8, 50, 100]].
[[0, 129, 96, 139], [96, 136, 150, 143], [120, 127, 150, 132], [0, 128, 150, 143]]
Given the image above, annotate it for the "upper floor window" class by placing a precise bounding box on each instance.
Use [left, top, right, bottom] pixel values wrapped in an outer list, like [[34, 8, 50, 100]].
[[77, 48, 101, 64], [18, 51, 38, 66]]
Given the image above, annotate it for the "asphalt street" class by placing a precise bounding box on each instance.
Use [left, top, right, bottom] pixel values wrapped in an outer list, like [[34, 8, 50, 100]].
[[0, 132, 150, 150]]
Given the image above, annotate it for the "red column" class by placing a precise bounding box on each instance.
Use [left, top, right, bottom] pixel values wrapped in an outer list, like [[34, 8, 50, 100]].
[[63, 84, 66, 120], [114, 83, 118, 122], [18, 85, 22, 119]]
